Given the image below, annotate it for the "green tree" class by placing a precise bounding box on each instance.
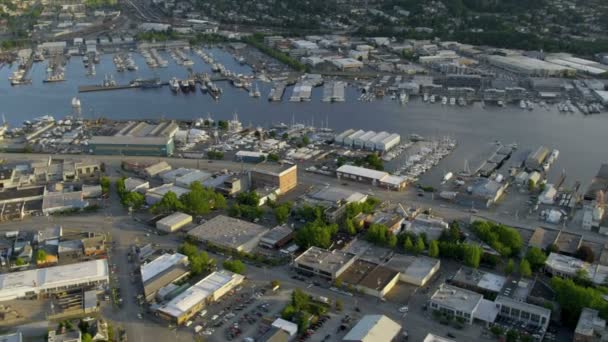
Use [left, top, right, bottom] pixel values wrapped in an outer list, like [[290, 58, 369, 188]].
[[267, 153, 280, 162], [404, 236, 414, 253], [335, 299, 343, 312], [237, 191, 261, 206], [217, 120, 229, 130], [14, 258, 25, 266], [302, 136, 310, 145], [122, 191, 145, 210], [525, 247, 547, 271], [506, 330, 519, 342], [100, 176, 111, 195], [274, 202, 292, 224], [180, 182, 226, 215], [82, 333, 93, 342], [428, 240, 439, 258], [344, 218, 357, 236], [528, 179, 536, 192], [415, 237, 426, 255], [150, 191, 183, 214], [463, 244, 482, 268], [387, 234, 397, 249], [282, 132, 289, 140], [223, 259, 246, 274], [295, 220, 339, 249], [36, 249, 47, 262], [519, 259, 532, 277], [506, 259, 515, 275]]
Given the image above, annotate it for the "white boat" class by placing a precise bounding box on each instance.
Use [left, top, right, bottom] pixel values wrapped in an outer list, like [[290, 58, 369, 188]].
[[520, 100, 526, 109], [399, 93, 408, 104], [443, 172, 453, 183], [441, 96, 447, 105], [430, 95, 436, 103], [526, 100, 534, 110], [169, 78, 180, 92], [71, 97, 81, 108], [423, 93, 429, 102], [449, 97, 456, 106]]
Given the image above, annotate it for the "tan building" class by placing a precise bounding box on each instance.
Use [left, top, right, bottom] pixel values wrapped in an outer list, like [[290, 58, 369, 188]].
[[251, 164, 298, 195]]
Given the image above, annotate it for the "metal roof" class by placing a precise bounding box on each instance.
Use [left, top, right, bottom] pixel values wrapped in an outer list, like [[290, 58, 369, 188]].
[[343, 315, 401, 342]]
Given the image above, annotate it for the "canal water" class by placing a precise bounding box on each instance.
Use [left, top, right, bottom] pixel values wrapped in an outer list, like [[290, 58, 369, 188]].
[[0, 47, 607, 187]]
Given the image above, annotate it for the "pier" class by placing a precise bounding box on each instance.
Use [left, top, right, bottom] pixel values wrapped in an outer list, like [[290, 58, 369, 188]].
[[322, 81, 345, 102], [268, 82, 286, 102]]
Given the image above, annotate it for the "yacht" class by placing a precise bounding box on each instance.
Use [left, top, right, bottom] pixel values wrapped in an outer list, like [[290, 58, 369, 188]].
[[441, 96, 448, 105], [169, 78, 180, 92], [430, 95, 436, 103], [520, 100, 526, 109], [449, 97, 456, 106]]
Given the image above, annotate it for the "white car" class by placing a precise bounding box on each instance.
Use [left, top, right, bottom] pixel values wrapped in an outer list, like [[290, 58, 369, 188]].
[[186, 320, 193, 327], [211, 315, 219, 321], [398, 306, 409, 313], [199, 310, 208, 318]]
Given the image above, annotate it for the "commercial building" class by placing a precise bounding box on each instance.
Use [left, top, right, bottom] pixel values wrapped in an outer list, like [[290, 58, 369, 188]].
[[145, 184, 190, 205], [545, 252, 608, 285], [574, 308, 607, 342], [259, 225, 294, 249], [89, 121, 179, 156], [236, 151, 269, 163], [423, 334, 455, 342], [331, 58, 364, 71], [0, 259, 108, 301], [309, 187, 368, 205], [187, 215, 268, 253], [450, 267, 507, 298], [342, 130, 366, 147], [141, 253, 189, 301], [175, 170, 212, 188], [342, 315, 401, 342], [384, 254, 440, 287], [271, 318, 298, 338], [494, 295, 551, 331], [404, 214, 449, 241], [338, 259, 400, 298], [156, 212, 192, 232], [124, 177, 149, 193], [294, 246, 357, 280], [336, 165, 408, 191], [144, 161, 172, 178], [161, 168, 196, 184], [156, 271, 244, 325], [545, 54, 608, 76], [429, 284, 485, 324], [250, 164, 298, 195]]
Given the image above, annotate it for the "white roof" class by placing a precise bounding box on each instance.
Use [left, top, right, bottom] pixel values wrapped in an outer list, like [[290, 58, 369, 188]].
[[337, 165, 388, 181], [473, 298, 500, 323], [424, 334, 455, 342], [271, 318, 298, 336], [430, 284, 483, 313], [158, 271, 244, 318], [0, 260, 108, 301], [343, 315, 401, 342], [140, 253, 188, 283], [157, 212, 192, 227]]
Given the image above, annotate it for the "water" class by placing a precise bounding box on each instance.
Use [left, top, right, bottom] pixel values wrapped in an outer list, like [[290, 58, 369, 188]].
[[0, 47, 607, 187]]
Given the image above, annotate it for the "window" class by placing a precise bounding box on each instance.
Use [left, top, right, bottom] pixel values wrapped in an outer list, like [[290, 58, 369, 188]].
[[521, 312, 530, 320], [456, 310, 463, 317], [431, 302, 438, 309], [501, 306, 510, 315], [530, 314, 540, 322], [464, 313, 470, 319], [511, 308, 520, 318], [541, 317, 547, 324]]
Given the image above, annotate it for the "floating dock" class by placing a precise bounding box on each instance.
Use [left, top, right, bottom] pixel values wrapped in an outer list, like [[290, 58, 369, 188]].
[[289, 82, 312, 102], [78, 84, 140, 93]]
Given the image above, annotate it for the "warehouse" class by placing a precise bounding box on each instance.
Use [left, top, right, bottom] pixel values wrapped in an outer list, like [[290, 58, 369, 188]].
[[235, 151, 268, 163], [343, 315, 402, 342], [141, 253, 190, 301], [525, 146, 549, 171], [89, 121, 178, 157], [0, 259, 108, 301], [385, 254, 440, 287], [376, 133, 401, 151], [365, 131, 389, 150], [144, 161, 172, 178], [338, 259, 400, 298], [545, 54, 608, 76], [342, 130, 366, 147], [145, 184, 190, 205], [187, 215, 268, 253], [156, 212, 192, 232], [294, 246, 357, 280], [331, 58, 364, 71], [88, 136, 175, 156], [336, 165, 408, 191], [353, 131, 376, 149], [334, 129, 355, 145], [175, 170, 212, 188], [486, 54, 575, 77], [259, 225, 294, 249], [157, 271, 244, 325], [161, 168, 196, 184]]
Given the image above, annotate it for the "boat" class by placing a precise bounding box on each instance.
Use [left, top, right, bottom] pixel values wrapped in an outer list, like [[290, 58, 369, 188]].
[[180, 80, 190, 92], [457, 97, 466, 106], [88, 64, 96, 76], [441, 96, 447, 105], [449, 97, 456, 106], [520, 100, 526, 109], [238, 56, 245, 65], [399, 93, 408, 104], [497, 100, 505, 107], [71, 97, 81, 109], [188, 79, 196, 91], [423, 93, 429, 102], [200, 83, 208, 93], [526, 100, 534, 110], [169, 78, 180, 92], [133, 78, 162, 89], [102, 74, 117, 87], [430, 95, 436, 103], [253, 84, 261, 98], [232, 79, 243, 88], [442, 172, 453, 183], [208, 82, 221, 100]]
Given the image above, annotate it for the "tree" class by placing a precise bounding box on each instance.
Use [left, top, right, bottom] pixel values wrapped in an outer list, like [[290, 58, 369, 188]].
[[36, 249, 47, 262], [237, 191, 261, 206], [82, 333, 93, 342], [122, 191, 145, 210], [519, 259, 532, 277], [528, 179, 536, 192], [150, 191, 183, 214], [267, 153, 280, 162], [302, 136, 310, 145], [217, 120, 228, 130], [14, 258, 25, 266], [463, 244, 482, 268], [403, 236, 414, 253], [428, 240, 439, 258], [274, 202, 292, 224], [506, 330, 519, 342], [344, 218, 357, 236], [223, 259, 246, 274], [335, 299, 343, 312], [100, 176, 111, 195], [576, 246, 595, 263], [295, 220, 339, 249], [506, 259, 515, 275], [415, 237, 426, 255], [180, 182, 226, 215], [387, 234, 397, 249], [282, 132, 289, 140], [526, 247, 547, 271]]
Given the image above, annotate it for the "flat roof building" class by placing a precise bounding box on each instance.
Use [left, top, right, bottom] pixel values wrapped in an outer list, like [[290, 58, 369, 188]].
[[338, 259, 400, 298], [450, 267, 507, 298], [423, 334, 455, 342], [251, 164, 298, 195], [495, 295, 551, 331], [486, 54, 575, 77], [309, 187, 368, 205], [141, 253, 190, 301], [259, 225, 294, 249], [342, 315, 401, 342], [574, 308, 607, 342], [144, 161, 172, 178], [157, 271, 244, 325], [145, 184, 190, 205], [294, 246, 357, 280], [336, 165, 408, 191], [187, 215, 268, 253], [0, 259, 108, 301], [429, 284, 484, 324], [89, 121, 178, 157], [156, 212, 192, 233]]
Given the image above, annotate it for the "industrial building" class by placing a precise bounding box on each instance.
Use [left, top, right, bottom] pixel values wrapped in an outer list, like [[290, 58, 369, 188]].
[[494, 295, 551, 331], [384, 254, 440, 287], [336, 165, 408, 191], [235, 151, 269, 163], [338, 259, 400, 298], [156, 271, 244, 325], [449, 267, 507, 298], [545, 54, 608, 76], [353, 131, 377, 149], [89, 121, 179, 156], [377, 133, 401, 152], [175, 170, 212, 188], [259, 225, 294, 249], [0, 259, 108, 301], [156, 212, 192, 232], [574, 308, 608, 342], [342, 130, 366, 147], [250, 164, 298, 195], [342, 315, 401, 342], [308, 187, 368, 206], [145, 184, 190, 205], [545, 252, 608, 285], [365, 132, 390, 150], [141, 253, 190, 301], [525, 146, 550, 171], [144, 161, 172, 178], [334, 129, 356, 145], [187, 215, 268, 253], [294, 246, 357, 280], [429, 284, 487, 324], [486, 54, 575, 77]]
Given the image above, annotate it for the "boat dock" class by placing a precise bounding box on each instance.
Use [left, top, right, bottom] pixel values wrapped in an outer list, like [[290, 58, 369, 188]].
[[268, 82, 286, 102], [78, 83, 149, 93], [322, 81, 345, 102], [289, 82, 313, 102]]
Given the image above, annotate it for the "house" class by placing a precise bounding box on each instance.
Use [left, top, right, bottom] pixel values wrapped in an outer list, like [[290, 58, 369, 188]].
[[82, 235, 106, 257]]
